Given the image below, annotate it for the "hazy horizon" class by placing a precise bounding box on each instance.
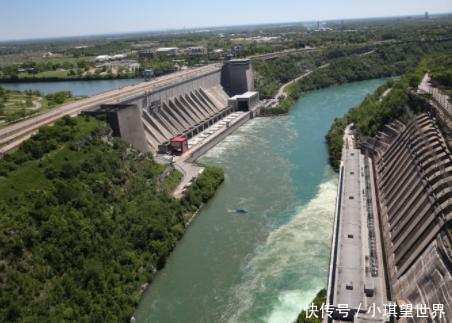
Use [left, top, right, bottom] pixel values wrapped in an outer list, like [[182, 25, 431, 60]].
[[2, 0, 452, 41]]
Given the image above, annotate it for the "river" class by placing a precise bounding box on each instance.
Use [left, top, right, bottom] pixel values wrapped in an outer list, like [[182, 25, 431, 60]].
[[134, 79, 387, 323], [0, 78, 143, 97]]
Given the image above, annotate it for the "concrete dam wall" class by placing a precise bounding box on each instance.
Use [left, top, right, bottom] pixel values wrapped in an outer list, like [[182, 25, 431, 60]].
[[0, 60, 256, 156], [366, 113, 452, 317], [111, 60, 255, 153]]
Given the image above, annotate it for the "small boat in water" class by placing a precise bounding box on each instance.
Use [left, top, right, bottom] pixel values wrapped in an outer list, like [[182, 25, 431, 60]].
[[235, 208, 248, 214]]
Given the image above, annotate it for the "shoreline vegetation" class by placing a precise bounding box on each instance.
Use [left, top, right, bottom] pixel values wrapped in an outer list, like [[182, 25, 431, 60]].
[[259, 40, 451, 117], [293, 53, 450, 323], [0, 116, 224, 321], [326, 53, 451, 170]]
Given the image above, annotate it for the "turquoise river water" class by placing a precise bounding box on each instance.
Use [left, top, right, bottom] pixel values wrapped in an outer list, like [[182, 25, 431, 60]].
[[135, 79, 387, 323]]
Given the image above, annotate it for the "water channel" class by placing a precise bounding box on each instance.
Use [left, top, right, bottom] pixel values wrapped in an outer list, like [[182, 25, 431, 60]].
[[0, 78, 143, 97], [135, 79, 387, 323]]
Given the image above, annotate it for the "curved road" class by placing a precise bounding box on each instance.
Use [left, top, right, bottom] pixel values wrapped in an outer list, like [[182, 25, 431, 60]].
[[275, 63, 330, 100]]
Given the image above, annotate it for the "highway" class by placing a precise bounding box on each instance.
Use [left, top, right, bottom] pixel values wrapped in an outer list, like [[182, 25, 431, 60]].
[[249, 47, 319, 61], [0, 46, 381, 156], [0, 64, 222, 155]]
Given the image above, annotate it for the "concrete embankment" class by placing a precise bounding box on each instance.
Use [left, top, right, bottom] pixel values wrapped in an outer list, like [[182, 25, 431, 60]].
[[186, 111, 251, 162], [172, 111, 251, 198]]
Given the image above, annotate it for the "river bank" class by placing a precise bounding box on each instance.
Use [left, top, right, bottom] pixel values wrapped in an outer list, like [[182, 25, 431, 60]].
[[0, 115, 225, 322], [134, 78, 386, 323], [262, 40, 451, 116]]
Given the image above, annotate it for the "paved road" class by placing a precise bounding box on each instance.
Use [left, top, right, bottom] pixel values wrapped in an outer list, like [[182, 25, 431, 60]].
[[249, 47, 319, 61], [173, 161, 203, 199], [0, 64, 222, 155], [274, 63, 330, 100], [328, 126, 387, 322], [275, 71, 313, 99]]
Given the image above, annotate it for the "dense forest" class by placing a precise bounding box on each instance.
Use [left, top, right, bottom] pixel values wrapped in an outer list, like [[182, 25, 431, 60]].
[[261, 40, 452, 116], [253, 52, 319, 98], [252, 44, 377, 99], [326, 53, 451, 170], [0, 116, 224, 321]]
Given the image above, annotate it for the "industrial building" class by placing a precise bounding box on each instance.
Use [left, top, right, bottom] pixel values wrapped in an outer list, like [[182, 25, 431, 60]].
[[156, 47, 179, 56], [186, 46, 207, 56], [0, 60, 258, 158], [365, 113, 451, 321], [82, 59, 258, 155]]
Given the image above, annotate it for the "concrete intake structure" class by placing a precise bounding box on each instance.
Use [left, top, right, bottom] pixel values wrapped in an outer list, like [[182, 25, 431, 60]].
[[0, 60, 256, 156], [86, 59, 256, 154]]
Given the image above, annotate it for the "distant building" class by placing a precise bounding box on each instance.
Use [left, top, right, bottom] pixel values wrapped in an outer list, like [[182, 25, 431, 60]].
[[156, 47, 179, 57], [233, 36, 281, 43], [95, 55, 112, 62], [43, 52, 55, 58], [127, 61, 141, 71], [138, 50, 155, 60], [143, 69, 154, 80], [231, 45, 244, 57], [425, 11, 429, 19], [211, 48, 224, 58], [228, 91, 259, 111], [17, 67, 37, 74], [186, 46, 207, 56], [112, 54, 127, 61]]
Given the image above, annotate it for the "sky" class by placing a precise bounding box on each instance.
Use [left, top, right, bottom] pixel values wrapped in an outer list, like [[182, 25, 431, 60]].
[[1, 0, 452, 41]]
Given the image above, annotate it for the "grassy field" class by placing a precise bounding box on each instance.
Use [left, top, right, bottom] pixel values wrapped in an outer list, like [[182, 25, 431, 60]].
[[0, 54, 96, 67], [18, 69, 70, 79], [0, 87, 77, 126]]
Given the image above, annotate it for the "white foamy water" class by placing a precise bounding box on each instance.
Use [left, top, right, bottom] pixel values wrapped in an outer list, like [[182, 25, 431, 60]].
[[227, 176, 337, 323], [202, 118, 274, 161], [135, 79, 386, 323]]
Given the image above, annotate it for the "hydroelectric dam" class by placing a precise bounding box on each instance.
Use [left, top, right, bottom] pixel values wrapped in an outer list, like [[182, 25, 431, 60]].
[[0, 59, 259, 158]]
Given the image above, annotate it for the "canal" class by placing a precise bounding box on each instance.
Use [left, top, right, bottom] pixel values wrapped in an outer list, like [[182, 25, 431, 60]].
[[135, 79, 387, 323], [0, 78, 143, 96]]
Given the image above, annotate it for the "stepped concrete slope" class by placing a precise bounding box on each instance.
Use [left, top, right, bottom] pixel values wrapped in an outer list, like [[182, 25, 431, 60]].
[[328, 108, 451, 322], [0, 59, 256, 155], [368, 113, 451, 320]]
